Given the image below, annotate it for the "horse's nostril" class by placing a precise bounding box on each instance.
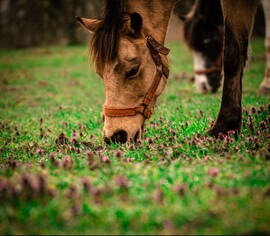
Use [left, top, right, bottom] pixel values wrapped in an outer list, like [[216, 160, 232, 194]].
[[134, 130, 140, 142], [104, 137, 111, 145], [110, 130, 128, 144], [201, 82, 209, 93]]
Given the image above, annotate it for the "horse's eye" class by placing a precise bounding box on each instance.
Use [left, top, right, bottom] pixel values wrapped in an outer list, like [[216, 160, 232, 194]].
[[126, 66, 140, 78]]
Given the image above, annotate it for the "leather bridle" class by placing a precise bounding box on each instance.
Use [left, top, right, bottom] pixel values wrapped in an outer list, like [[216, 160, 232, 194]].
[[195, 50, 222, 75], [103, 26, 170, 119], [194, 26, 224, 76]]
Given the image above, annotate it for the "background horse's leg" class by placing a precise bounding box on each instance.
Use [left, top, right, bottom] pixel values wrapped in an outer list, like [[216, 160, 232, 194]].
[[259, 0, 270, 95], [208, 0, 260, 138]]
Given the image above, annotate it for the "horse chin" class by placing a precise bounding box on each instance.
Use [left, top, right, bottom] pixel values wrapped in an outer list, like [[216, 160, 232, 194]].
[[103, 115, 145, 144], [195, 74, 213, 94]]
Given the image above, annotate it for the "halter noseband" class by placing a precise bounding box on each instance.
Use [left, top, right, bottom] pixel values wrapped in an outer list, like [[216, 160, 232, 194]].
[[103, 29, 170, 119]]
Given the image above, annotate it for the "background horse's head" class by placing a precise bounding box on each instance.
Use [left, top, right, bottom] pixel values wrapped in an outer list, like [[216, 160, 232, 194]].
[[181, 0, 224, 93], [77, 0, 173, 144]]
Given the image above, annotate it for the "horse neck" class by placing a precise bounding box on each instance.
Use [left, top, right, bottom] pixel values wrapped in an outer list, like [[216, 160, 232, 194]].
[[125, 0, 174, 44]]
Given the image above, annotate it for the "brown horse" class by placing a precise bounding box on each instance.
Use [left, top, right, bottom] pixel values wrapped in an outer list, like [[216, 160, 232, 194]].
[[260, 0, 270, 95], [181, 0, 224, 93], [181, 0, 270, 95], [76, 0, 262, 143]]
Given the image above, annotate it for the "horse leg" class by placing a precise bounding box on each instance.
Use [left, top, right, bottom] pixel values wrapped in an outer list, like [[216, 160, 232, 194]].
[[259, 0, 270, 95], [208, 0, 259, 138]]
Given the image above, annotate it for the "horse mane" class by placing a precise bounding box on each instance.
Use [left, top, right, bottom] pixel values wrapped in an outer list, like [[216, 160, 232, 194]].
[[90, 0, 125, 72]]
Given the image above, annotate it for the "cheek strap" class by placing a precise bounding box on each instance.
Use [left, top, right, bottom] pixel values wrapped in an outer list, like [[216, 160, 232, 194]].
[[103, 33, 170, 119]]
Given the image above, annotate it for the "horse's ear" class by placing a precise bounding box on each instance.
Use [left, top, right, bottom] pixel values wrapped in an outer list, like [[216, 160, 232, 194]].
[[75, 16, 101, 33], [125, 12, 143, 37], [130, 13, 143, 34]]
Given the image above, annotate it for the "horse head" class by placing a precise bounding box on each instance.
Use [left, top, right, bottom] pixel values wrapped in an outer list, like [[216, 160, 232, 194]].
[[76, 0, 173, 144]]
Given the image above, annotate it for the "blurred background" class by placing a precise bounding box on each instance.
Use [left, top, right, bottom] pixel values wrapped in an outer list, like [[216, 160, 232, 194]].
[[0, 0, 265, 49]]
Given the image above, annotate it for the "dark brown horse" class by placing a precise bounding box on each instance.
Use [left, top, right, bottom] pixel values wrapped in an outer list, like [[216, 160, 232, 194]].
[[259, 0, 270, 95], [181, 0, 224, 93], [181, 0, 270, 95], [76, 0, 263, 143]]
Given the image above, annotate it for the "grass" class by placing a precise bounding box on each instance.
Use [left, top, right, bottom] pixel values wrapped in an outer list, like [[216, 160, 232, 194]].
[[0, 37, 270, 235]]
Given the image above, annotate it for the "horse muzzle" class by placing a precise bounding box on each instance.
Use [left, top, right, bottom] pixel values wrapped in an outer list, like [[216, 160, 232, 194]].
[[103, 115, 144, 144]]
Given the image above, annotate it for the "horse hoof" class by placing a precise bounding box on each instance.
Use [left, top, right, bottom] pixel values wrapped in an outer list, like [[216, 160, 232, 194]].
[[208, 123, 240, 140], [208, 126, 224, 139]]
